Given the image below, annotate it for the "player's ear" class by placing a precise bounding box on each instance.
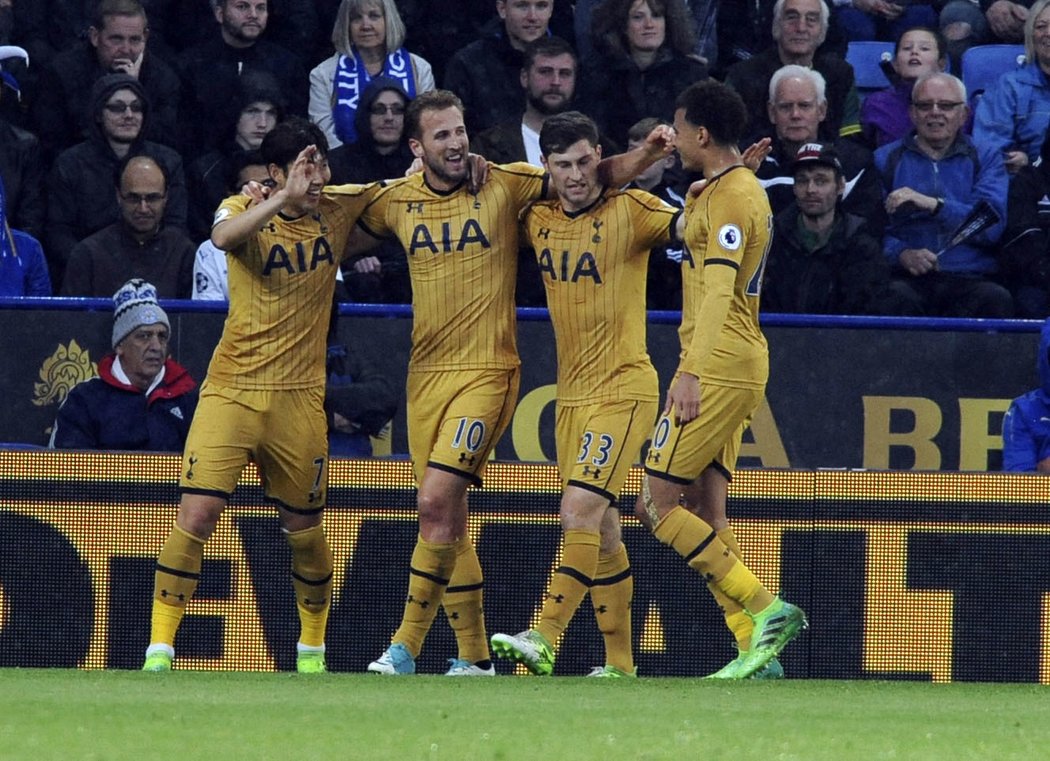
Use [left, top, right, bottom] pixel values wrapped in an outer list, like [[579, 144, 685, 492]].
[[409, 138, 424, 160]]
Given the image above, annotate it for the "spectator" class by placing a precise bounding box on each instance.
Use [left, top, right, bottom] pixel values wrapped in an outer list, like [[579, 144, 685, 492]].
[[972, 0, 1050, 175], [861, 26, 949, 148], [832, 0, 938, 45], [191, 151, 271, 302], [444, 0, 555, 133], [328, 76, 413, 304], [578, 0, 708, 147], [49, 278, 198, 451], [756, 65, 884, 228], [725, 0, 861, 143], [473, 36, 619, 166], [0, 46, 44, 240], [309, 0, 434, 149], [622, 116, 686, 311], [1000, 128, 1050, 317], [45, 73, 187, 287], [876, 72, 1013, 317], [62, 154, 194, 298], [177, 0, 308, 155], [1002, 316, 1050, 471], [186, 71, 284, 242], [574, 0, 719, 70], [0, 175, 51, 297], [325, 305, 398, 457], [30, 0, 181, 159], [764, 142, 911, 314]]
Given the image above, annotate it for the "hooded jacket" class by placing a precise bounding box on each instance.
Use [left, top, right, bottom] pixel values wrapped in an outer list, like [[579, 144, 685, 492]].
[[1003, 318, 1050, 471], [328, 76, 416, 184], [44, 74, 188, 280], [49, 353, 198, 452]]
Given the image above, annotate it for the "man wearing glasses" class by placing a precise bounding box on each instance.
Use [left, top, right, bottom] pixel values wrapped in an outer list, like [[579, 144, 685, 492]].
[[62, 154, 194, 298], [875, 71, 1013, 318], [45, 73, 188, 288]]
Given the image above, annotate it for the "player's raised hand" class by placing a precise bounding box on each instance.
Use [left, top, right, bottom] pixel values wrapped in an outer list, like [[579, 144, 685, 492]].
[[283, 145, 318, 203], [644, 123, 677, 159], [741, 137, 772, 173], [665, 373, 701, 425]]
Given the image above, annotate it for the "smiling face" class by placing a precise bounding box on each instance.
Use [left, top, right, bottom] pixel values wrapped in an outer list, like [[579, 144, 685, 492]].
[[1035, 5, 1050, 71], [774, 0, 825, 63], [409, 106, 469, 190], [625, 0, 666, 54], [893, 29, 944, 81], [673, 107, 704, 172], [910, 75, 967, 151], [100, 87, 144, 144]]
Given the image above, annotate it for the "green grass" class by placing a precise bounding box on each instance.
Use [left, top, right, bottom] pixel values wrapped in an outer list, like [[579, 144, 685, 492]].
[[2, 670, 1046, 761]]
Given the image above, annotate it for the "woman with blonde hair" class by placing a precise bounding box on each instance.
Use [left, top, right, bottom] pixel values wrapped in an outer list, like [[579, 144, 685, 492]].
[[309, 0, 434, 148]]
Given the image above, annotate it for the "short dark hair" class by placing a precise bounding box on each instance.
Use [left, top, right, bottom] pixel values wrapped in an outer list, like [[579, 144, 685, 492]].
[[92, 0, 147, 30], [894, 25, 947, 61], [675, 80, 749, 146], [627, 117, 668, 144], [261, 117, 329, 170], [405, 89, 465, 141], [226, 150, 267, 192], [522, 35, 577, 72], [539, 111, 599, 156], [113, 151, 168, 191]]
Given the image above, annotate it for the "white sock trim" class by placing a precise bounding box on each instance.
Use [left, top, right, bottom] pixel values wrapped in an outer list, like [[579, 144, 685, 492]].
[[297, 643, 326, 654], [145, 643, 175, 658]]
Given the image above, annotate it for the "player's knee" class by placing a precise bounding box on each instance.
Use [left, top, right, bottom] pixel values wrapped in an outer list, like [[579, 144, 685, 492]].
[[176, 496, 225, 539], [416, 490, 454, 529]]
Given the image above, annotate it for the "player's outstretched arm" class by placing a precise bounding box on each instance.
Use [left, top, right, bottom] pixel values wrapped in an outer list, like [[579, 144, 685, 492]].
[[596, 124, 676, 188], [211, 146, 317, 251]]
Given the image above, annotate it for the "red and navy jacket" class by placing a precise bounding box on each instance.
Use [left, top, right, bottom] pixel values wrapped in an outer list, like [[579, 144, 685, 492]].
[[49, 354, 198, 452]]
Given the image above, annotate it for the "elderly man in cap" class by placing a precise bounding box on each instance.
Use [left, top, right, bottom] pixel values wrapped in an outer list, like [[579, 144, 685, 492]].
[[49, 278, 198, 450]]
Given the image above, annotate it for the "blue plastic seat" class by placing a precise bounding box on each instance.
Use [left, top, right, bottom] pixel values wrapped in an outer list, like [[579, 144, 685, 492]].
[[846, 40, 896, 93], [961, 44, 1026, 99]]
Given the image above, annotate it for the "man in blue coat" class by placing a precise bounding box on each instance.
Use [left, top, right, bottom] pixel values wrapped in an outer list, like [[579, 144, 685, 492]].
[[49, 278, 197, 451]]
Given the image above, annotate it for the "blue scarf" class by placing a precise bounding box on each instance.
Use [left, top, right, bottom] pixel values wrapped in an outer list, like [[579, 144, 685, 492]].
[[332, 47, 416, 145]]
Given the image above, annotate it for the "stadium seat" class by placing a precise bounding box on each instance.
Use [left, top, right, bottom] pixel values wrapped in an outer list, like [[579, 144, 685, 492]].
[[961, 44, 1026, 99], [846, 40, 895, 94]]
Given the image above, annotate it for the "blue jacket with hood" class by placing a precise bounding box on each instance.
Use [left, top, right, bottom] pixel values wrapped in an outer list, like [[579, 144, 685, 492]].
[[1003, 317, 1050, 471]]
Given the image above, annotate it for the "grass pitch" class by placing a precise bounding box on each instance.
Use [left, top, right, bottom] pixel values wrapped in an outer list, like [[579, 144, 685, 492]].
[[2, 669, 1046, 761]]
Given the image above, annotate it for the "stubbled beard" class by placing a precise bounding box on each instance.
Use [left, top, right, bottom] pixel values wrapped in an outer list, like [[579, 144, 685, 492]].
[[527, 91, 571, 117]]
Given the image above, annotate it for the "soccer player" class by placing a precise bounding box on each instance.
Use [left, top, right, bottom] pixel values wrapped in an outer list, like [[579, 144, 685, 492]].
[[356, 90, 674, 676], [489, 111, 683, 678], [141, 118, 376, 674], [635, 80, 807, 680]]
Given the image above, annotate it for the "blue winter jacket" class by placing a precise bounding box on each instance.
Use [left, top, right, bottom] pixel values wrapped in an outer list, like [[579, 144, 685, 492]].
[[875, 132, 1007, 275], [49, 354, 198, 451], [0, 229, 51, 296], [973, 61, 1050, 165], [1003, 318, 1050, 472]]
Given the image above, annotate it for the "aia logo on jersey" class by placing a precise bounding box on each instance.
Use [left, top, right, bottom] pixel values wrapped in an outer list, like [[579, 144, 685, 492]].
[[717, 224, 743, 251]]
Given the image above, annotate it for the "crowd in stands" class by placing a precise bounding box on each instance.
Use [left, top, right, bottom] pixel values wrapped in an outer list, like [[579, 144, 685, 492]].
[[1, 0, 1050, 318]]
